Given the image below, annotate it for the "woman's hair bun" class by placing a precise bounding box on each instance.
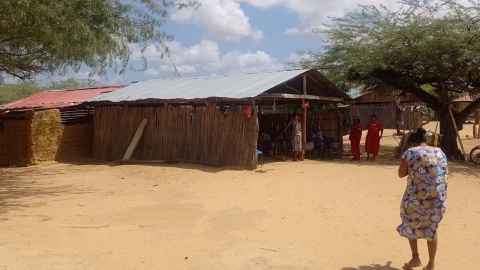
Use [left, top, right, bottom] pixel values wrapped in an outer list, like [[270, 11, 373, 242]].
[[416, 127, 427, 136]]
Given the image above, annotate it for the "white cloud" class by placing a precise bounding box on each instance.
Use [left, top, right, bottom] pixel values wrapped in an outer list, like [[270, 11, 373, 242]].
[[144, 68, 160, 76], [237, 0, 405, 37], [171, 0, 263, 41], [75, 72, 101, 82], [135, 40, 285, 77], [237, 0, 285, 8]]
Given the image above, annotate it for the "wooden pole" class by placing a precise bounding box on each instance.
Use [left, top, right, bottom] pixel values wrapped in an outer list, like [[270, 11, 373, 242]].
[[448, 105, 466, 158], [123, 118, 149, 160], [302, 74, 307, 159], [252, 99, 259, 167], [335, 103, 342, 159]]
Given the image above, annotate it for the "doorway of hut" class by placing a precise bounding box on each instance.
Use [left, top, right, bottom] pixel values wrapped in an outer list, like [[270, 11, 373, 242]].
[[257, 108, 344, 162]]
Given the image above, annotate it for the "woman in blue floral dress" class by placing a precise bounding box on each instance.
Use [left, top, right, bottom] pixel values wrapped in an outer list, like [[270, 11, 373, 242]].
[[397, 128, 447, 270]]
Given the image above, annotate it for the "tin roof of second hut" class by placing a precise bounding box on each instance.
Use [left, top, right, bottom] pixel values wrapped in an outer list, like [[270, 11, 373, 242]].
[[87, 69, 351, 103], [0, 86, 126, 112], [452, 95, 475, 103]]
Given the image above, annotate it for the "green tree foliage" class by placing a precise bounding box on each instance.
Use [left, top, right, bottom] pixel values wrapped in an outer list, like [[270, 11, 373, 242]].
[[300, 0, 480, 158], [0, 81, 43, 105], [0, 0, 197, 81]]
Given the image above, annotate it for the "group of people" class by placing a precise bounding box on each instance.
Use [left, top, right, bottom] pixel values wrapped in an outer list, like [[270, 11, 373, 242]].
[[349, 114, 384, 161], [259, 113, 448, 270]]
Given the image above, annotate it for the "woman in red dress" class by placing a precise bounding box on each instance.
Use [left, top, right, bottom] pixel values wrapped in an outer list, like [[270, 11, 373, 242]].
[[365, 114, 383, 160], [349, 116, 362, 160]]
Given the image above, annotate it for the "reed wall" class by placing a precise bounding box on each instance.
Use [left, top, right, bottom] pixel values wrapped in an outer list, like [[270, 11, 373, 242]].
[[93, 105, 258, 169], [0, 118, 32, 166], [349, 102, 423, 130]]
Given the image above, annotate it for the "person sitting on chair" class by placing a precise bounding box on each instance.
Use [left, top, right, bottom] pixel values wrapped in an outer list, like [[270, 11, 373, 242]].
[[258, 130, 272, 155], [310, 127, 324, 145]]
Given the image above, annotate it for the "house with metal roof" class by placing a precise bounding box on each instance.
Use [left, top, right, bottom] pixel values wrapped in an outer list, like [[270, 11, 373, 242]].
[[0, 86, 125, 166], [87, 69, 351, 169]]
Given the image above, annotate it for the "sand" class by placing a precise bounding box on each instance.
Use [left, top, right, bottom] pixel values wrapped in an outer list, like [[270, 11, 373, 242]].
[[0, 122, 479, 270]]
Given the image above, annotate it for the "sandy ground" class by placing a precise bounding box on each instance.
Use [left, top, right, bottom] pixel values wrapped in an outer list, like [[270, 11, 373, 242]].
[[1, 122, 479, 270]]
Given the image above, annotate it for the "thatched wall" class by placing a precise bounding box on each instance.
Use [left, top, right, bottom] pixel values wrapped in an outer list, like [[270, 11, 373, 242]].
[[259, 111, 342, 157], [0, 109, 93, 166], [30, 110, 63, 164], [93, 105, 258, 168], [56, 123, 94, 161], [0, 118, 33, 166], [349, 102, 422, 130]]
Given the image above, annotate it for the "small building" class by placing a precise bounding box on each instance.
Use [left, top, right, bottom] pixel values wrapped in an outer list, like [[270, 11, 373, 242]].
[[0, 86, 124, 166], [87, 69, 352, 169], [350, 91, 423, 130]]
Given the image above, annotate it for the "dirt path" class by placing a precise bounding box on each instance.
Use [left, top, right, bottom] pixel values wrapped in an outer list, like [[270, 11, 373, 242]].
[[1, 124, 479, 270]]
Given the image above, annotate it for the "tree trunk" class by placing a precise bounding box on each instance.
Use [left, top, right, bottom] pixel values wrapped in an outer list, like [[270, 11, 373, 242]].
[[438, 111, 464, 160]]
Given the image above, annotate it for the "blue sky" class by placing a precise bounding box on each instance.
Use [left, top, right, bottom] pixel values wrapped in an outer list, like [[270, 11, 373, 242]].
[[21, 0, 414, 85]]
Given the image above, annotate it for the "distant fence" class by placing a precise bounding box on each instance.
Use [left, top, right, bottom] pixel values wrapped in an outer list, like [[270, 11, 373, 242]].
[[349, 102, 423, 130]]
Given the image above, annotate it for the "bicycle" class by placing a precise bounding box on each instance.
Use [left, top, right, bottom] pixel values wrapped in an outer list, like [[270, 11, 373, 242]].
[[470, 145, 480, 164]]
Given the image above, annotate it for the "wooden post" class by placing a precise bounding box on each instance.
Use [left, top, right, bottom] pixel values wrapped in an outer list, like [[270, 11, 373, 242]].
[[302, 74, 307, 159], [448, 105, 465, 158], [252, 99, 259, 167], [123, 118, 149, 160], [335, 103, 343, 159]]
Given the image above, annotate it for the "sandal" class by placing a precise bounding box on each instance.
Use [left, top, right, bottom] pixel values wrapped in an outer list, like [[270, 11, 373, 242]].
[[402, 262, 422, 269]]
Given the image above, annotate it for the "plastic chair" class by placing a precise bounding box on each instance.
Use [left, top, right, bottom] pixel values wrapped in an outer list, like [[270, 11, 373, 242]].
[[329, 141, 341, 160], [257, 150, 264, 166]]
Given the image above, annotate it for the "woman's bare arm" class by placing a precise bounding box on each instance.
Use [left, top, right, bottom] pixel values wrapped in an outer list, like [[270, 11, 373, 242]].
[[398, 159, 409, 178]]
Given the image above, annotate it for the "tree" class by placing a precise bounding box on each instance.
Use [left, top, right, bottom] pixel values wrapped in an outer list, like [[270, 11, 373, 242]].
[[0, 0, 197, 81], [300, 0, 480, 158]]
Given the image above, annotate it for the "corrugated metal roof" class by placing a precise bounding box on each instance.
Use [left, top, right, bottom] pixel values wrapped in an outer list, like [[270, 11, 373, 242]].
[[452, 95, 474, 103], [88, 69, 311, 102], [0, 86, 126, 111]]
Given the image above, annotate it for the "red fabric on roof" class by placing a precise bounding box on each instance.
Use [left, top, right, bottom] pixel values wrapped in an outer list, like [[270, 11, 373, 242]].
[[0, 86, 126, 111]]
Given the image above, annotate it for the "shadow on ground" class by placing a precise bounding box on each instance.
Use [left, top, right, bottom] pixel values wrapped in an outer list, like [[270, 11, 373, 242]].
[[0, 164, 93, 222], [341, 261, 401, 270]]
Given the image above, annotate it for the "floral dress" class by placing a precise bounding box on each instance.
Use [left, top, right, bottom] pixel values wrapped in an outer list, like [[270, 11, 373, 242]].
[[292, 121, 302, 152], [397, 146, 448, 240]]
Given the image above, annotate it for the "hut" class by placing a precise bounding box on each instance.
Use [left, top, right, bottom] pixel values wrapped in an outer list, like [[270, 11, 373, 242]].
[[0, 86, 124, 166], [453, 95, 480, 138], [87, 69, 352, 169], [350, 91, 423, 130]]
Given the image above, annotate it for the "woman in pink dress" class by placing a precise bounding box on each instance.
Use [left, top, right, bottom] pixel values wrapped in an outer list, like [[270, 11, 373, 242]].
[[349, 116, 362, 160], [365, 114, 383, 160]]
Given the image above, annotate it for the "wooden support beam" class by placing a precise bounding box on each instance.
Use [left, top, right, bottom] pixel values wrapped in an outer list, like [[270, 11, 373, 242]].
[[335, 103, 343, 159], [123, 118, 149, 160], [302, 74, 307, 160], [252, 99, 260, 167], [283, 83, 302, 94], [258, 93, 344, 102]]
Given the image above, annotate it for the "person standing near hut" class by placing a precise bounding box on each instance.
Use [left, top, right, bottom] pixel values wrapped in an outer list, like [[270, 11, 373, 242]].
[[397, 127, 448, 270], [292, 113, 303, 161], [365, 114, 383, 160], [349, 116, 362, 160], [474, 109, 480, 139]]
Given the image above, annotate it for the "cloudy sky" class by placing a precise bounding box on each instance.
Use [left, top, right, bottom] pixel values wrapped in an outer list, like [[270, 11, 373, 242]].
[[54, 0, 408, 85]]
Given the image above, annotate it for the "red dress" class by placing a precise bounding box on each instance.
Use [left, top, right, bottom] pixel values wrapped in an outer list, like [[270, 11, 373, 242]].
[[365, 123, 383, 155], [349, 123, 362, 159]]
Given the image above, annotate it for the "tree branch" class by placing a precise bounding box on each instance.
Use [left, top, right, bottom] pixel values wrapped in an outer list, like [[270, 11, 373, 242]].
[[459, 97, 480, 121]]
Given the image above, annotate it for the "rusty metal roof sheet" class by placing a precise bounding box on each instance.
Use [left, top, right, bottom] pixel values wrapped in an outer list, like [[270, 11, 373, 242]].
[[0, 86, 126, 112]]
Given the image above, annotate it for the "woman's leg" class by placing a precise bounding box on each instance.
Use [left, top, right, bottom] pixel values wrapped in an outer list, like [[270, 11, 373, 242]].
[[425, 235, 438, 270], [404, 238, 422, 268]]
